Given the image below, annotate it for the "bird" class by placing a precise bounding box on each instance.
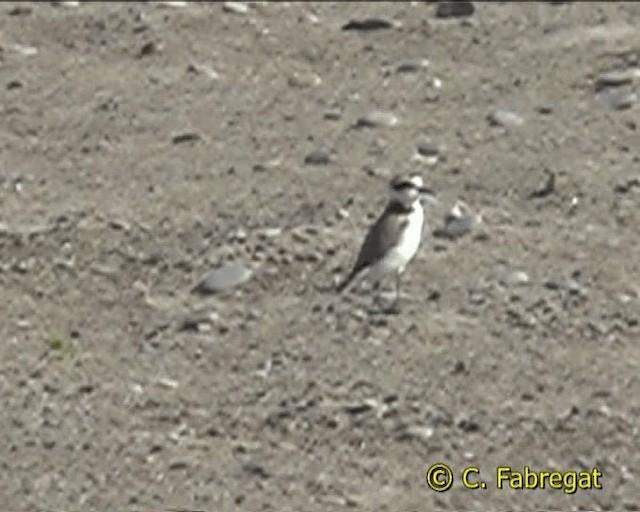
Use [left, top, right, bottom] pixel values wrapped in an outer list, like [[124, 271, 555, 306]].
[[337, 174, 438, 312]]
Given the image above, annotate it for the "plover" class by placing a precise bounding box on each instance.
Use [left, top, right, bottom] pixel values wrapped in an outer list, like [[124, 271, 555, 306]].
[[337, 174, 437, 311]]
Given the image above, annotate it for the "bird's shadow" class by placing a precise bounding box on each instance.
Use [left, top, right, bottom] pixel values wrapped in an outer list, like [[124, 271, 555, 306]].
[[366, 300, 402, 316], [368, 306, 401, 316]]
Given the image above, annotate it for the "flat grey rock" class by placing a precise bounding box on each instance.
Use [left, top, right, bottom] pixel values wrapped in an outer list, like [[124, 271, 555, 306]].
[[304, 147, 333, 166], [396, 58, 429, 73], [595, 68, 640, 90], [434, 201, 481, 240], [595, 87, 638, 111], [435, 1, 474, 18], [436, 215, 476, 239], [324, 108, 342, 120], [501, 270, 530, 287], [416, 139, 440, 157], [356, 110, 399, 128], [193, 262, 252, 294], [487, 108, 524, 128]]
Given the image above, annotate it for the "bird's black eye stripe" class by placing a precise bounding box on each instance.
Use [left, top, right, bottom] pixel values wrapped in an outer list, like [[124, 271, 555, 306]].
[[392, 181, 416, 191]]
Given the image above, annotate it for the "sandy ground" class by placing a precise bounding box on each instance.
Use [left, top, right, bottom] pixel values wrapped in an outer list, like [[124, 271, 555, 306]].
[[1, 1, 639, 510]]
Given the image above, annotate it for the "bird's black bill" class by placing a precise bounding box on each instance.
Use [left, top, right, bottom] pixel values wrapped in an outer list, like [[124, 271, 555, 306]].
[[419, 186, 439, 205]]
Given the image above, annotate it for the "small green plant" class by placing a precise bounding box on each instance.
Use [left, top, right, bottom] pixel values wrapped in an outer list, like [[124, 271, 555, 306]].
[[45, 334, 77, 357]]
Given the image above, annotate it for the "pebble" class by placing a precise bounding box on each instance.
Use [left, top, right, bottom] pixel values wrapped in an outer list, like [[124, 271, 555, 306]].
[[487, 108, 524, 128], [52, 1, 79, 7], [424, 405, 450, 428], [291, 229, 311, 244], [595, 87, 637, 111], [587, 319, 607, 336], [223, 1, 249, 14], [567, 278, 587, 297], [351, 308, 367, 322], [10, 43, 38, 57], [500, 270, 530, 287], [319, 495, 359, 508], [380, 290, 409, 308], [306, 12, 321, 25], [227, 228, 247, 243], [15, 318, 31, 329], [168, 460, 190, 471], [344, 399, 378, 415], [8, 6, 32, 15], [178, 316, 213, 333], [617, 292, 635, 305], [537, 104, 554, 114], [138, 41, 158, 58], [613, 176, 640, 194], [336, 208, 349, 219], [396, 58, 430, 73], [157, 377, 179, 389], [451, 359, 466, 374], [528, 168, 555, 199], [187, 62, 220, 80], [546, 274, 588, 298], [557, 405, 580, 425], [156, 1, 187, 7], [595, 68, 640, 90], [324, 109, 342, 120], [7, 80, 24, 90], [253, 157, 281, 172], [193, 262, 252, 294], [356, 110, 399, 128], [242, 462, 270, 479], [288, 71, 322, 88], [397, 425, 434, 443], [12, 258, 35, 274], [506, 308, 537, 328], [416, 139, 440, 157], [455, 413, 480, 432], [108, 218, 131, 232], [435, 1, 475, 18], [172, 132, 201, 144], [342, 18, 394, 31], [304, 147, 333, 166], [544, 278, 562, 291], [258, 227, 282, 240], [415, 139, 441, 165], [434, 201, 482, 239]]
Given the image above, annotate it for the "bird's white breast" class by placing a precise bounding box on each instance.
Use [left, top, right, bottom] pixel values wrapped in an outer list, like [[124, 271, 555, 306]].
[[370, 202, 424, 278], [396, 202, 424, 265]]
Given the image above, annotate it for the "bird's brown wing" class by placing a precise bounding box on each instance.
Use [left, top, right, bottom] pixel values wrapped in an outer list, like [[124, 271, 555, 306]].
[[337, 208, 409, 292]]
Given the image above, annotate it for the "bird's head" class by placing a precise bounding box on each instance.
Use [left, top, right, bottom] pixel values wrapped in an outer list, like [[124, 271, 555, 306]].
[[388, 174, 438, 208]]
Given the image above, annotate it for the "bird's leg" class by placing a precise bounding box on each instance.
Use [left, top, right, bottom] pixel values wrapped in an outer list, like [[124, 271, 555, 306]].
[[384, 272, 402, 314], [372, 280, 382, 308]]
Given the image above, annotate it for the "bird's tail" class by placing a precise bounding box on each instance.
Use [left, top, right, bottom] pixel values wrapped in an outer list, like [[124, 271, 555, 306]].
[[336, 267, 361, 293], [336, 278, 350, 293]]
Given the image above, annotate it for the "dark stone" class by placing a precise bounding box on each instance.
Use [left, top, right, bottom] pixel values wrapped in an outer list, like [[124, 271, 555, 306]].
[[435, 1, 474, 18], [343, 18, 394, 31]]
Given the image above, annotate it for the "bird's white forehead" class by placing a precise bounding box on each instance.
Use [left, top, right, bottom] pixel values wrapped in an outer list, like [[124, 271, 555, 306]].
[[407, 175, 424, 187]]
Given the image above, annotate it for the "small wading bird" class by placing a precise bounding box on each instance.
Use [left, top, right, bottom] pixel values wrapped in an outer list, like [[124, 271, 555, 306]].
[[337, 174, 438, 312]]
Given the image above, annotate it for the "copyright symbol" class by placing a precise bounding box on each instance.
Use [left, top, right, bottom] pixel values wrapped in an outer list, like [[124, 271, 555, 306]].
[[426, 463, 454, 492]]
